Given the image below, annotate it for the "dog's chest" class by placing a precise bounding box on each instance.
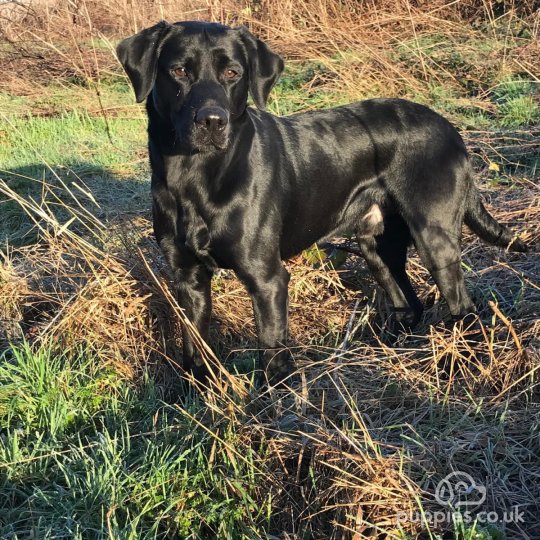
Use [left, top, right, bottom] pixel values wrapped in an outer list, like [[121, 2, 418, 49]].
[[173, 182, 236, 269]]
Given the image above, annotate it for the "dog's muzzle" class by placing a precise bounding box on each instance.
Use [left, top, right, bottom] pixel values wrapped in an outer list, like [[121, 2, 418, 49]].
[[193, 106, 230, 150], [195, 106, 229, 132]]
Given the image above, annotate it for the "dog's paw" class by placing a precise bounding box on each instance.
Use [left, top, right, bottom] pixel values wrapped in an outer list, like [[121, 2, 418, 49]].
[[507, 236, 529, 253], [390, 306, 423, 334], [262, 350, 296, 389], [449, 311, 479, 330]]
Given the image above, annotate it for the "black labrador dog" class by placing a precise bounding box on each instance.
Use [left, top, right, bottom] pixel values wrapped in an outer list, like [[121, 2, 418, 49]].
[[117, 21, 527, 383]]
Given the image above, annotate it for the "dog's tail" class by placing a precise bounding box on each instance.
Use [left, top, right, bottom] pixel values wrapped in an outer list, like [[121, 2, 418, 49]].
[[465, 188, 528, 252]]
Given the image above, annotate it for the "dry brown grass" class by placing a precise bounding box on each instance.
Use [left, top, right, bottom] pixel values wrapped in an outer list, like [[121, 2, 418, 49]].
[[1, 162, 539, 537], [1, 0, 538, 104]]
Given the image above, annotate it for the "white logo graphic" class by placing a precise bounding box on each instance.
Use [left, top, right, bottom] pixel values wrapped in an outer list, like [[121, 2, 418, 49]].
[[396, 471, 523, 526], [435, 471, 487, 509]]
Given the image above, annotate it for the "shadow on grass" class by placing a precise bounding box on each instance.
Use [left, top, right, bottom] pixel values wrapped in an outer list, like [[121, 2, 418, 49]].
[[0, 162, 262, 403], [0, 162, 150, 246]]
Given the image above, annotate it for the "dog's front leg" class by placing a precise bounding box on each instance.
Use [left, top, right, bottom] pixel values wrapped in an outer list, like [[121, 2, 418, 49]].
[[174, 263, 213, 381], [239, 262, 292, 385], [153, 196, 215, 381], [158, 232, 213, 381]]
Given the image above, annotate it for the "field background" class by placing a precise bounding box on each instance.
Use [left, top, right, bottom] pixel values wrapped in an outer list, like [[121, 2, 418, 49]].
[[0, 1, 539, 538]]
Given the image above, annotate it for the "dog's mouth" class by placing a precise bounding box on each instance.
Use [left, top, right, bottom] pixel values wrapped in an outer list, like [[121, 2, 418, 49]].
[[186, 122, 230, 152], [193, 132, 229, 152], [173, 115, 230, 152], [172, 130, 229, 153]]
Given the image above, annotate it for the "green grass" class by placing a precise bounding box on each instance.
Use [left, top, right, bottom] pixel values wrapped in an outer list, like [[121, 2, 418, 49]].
[[0, 343, 518, 539], [1, 67, 536, 181], [268, 62, 347, 115], [0, 77, 136, 118], [0, 342, 270, 539], [0, 110, 146, 179], [0, 345, 513, 540], [0, 82, 148, 244], [392, 31, 539, 128]]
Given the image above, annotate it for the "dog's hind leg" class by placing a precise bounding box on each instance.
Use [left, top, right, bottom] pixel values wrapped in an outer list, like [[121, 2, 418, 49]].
[[409, 221, 475, 321], [357, 213, 423, 331]]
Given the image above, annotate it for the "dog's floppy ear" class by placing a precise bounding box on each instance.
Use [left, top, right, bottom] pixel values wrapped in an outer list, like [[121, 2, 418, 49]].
[[236, 27, 284, 110], [116, 21, 173, 103]]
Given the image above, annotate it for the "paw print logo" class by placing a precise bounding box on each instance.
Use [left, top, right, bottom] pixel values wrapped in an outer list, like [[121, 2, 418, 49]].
[[435, 471, 486, 510]]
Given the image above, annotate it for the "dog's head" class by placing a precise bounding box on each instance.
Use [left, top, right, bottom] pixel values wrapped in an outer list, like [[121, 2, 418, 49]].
[[117, 21, 284, 151]]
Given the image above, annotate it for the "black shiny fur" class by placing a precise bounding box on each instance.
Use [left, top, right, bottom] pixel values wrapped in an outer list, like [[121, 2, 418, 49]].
[[117, 21, 527, 384]]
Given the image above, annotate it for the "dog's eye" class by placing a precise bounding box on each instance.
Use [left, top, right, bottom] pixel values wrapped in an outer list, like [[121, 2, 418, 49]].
[[224, 69, 238, 79], [172, 67, 187, 78]]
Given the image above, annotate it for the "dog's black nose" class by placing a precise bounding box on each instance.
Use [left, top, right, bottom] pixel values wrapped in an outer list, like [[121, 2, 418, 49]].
[[195, 107, 228, 132]]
